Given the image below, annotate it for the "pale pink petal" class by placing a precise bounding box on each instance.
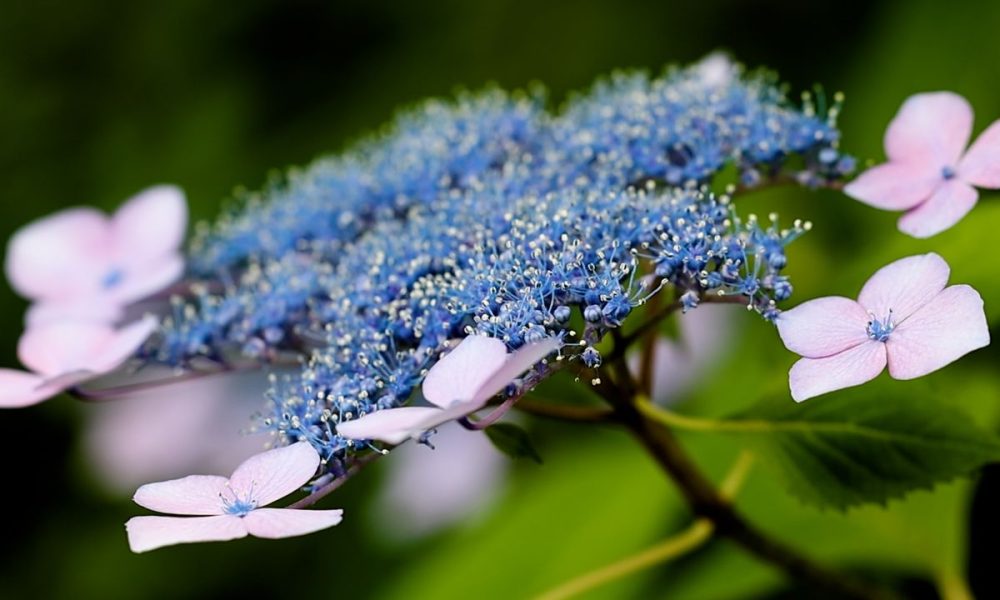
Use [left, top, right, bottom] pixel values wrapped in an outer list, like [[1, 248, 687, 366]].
[[84, 370, 270, 492], [897, 180, 978, 239], [959, 120, 1000, 188], [627, 340, 684, 401], [693, 52, 736, 88], [17, 322, 115, 375], [336, 406, 446, 444], [422, 336, 509, 408], [108, 254, 185, 305], [375, 422, 507, 539], [472, 337, 561, 405], [85, 315, 158, 373], [133, 475, 230, 515], [676, 303, 739, 363], [243, 508, 344, 539], [843, 163, 940, 211], [25, 298, 123, 328], [884, 92, 973, 166], [627, 305, 739, 404], [228, 442, 320, 507], [886, 285, 990, 380], [39, 370, 92, 391], [857, 253, 950, 322], [126, 515, 246, 553], [17, 316, 157, 377], [4, 208, 112, 301], [788, 341, 887, 402], [776, 297, 870, 358], [112, 185, 188, 266], [0, 369, 52, 408], [20, 316, 157, 376]]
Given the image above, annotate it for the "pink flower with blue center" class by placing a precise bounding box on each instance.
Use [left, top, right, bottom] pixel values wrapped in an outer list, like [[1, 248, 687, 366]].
[[845, 92, 1000, 238], [4, 185, 187, 325], [336, 335, 561, 445], [126, 442, 343, 553], [776, 253, 989, 402]]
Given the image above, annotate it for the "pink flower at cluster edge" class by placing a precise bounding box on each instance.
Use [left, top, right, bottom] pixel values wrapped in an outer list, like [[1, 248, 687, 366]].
[[0, 185, 187, 407], [776, 253, 989, 402], [845, 92, 1000, 238], [126, 442, 342, 552], [5, 185, 187, 325]]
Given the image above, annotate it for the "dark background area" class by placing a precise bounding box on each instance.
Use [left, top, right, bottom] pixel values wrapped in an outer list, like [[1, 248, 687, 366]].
[[2, 1, 1000, 598]]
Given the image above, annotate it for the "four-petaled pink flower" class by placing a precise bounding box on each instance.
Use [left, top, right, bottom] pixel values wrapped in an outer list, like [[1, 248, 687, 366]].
[[844, 92, 1000, 238], [0, 315, 157, 408], [776, 253, 989, 402], [126, 442, 342, 553], [5, 185, 187, 326], [336, 335, 561, 444]]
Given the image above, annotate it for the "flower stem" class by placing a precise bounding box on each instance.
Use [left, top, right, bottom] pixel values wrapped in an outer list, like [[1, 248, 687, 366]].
[[539, 520, 713, 600], [588, 371, 896, 600], [70, 365, 238, 401], [536, 452, 754, 600], [609, 294, 747, 363], [936, 570, 973, 600], [636, 289, 664, 396], [460, 394, 519, 430], [514, 398, 615, 423], [733, 173, 844, 195], [288, 452, 382, 509]]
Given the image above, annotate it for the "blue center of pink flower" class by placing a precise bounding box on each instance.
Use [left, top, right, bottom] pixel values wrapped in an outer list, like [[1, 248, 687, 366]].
[[866, 311, 895, 342], [941, 165, 957, 180], [101, 267, 125, 289], [220, 486, 258, 517]]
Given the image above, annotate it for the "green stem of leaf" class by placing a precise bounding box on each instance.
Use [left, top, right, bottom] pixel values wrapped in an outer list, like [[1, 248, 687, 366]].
[[936, 571, 973, 600], [536, 451, 755, 600], [537, 520, 711, 600]]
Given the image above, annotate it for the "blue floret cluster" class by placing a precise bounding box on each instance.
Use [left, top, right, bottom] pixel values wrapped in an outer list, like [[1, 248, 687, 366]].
[[145, 57, 851, 468]]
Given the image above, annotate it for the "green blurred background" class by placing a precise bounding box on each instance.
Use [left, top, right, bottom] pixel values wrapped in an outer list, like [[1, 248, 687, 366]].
[[2, 0, 1000, 598]]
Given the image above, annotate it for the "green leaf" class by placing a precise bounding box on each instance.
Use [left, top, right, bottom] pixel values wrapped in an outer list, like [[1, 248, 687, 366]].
[[729, 391, 1000, 509], [484, 422, 544, 464]]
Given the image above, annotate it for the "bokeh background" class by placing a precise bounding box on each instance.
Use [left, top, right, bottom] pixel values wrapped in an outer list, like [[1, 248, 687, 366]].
[[2, 0, 1000, 598]]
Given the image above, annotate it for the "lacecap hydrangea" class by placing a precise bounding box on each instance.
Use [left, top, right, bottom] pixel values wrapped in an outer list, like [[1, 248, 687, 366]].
[[141, 56, 851, 471]]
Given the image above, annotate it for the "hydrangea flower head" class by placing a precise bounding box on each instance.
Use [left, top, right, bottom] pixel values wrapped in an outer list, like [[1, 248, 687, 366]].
[[776, 253, 989, 401], [126, 442, 342, 553], [845, 92, 1000, 238], [5, 185, 187, 325], [0, 59, 853, 503]]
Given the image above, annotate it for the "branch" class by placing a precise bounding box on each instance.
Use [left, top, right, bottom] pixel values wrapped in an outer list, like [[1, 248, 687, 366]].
[[609, 294, 747, 363], [514, 398, 615, 423], [288, 452, 382, 509], [636, 289, 663, 396], [71, 354, 302, 402], [589, 377, 896, 600], [460, 394, 519, 430], [733, 173, 845, 195]]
